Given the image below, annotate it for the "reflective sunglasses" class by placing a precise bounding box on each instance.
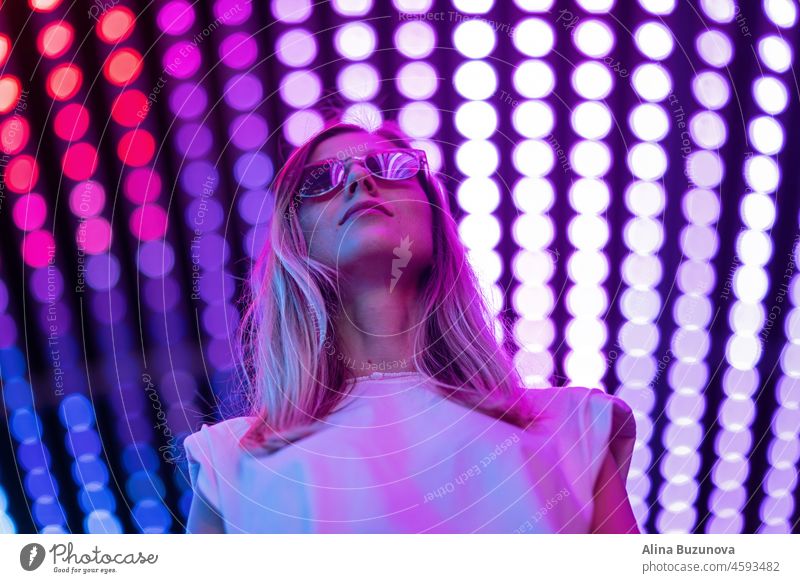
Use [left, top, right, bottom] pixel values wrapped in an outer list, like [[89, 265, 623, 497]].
[[296, 148, 428, 199]]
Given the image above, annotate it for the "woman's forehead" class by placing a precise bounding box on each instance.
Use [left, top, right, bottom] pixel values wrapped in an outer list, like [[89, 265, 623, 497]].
[[307, 131, 400, 163]]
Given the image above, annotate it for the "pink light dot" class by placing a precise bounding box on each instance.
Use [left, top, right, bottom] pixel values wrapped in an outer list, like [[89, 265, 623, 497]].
[[76, 217, 112, 254], [13, 193, 48, 231], [22, 229, 56, 267], [124, 168, 162, 204], [69, 180, 105, 218], [62, 143, 98, 180], [130, 204, 168, 241]]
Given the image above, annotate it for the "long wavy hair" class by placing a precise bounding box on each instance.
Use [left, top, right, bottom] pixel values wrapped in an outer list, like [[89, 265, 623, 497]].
[[234, 116, 544, 452]]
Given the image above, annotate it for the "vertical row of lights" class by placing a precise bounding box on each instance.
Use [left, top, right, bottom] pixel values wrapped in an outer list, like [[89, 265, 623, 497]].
[[272, 0, 323, 145], [96, 2, 174, 533], [331, 0, 381, 128], [754, 0, 797, 533], [449, 0, 504, 341], [618, 1, 676, 532], [659, 12, 728, 533], [565, 0, 614, 389], [506, 0, 558, 387], [393, 1, 442, 173], [703, 0, 785, 533], [153, 0, 232, 522], [30, 2, 126, 533], [1, 7, 69, 533]]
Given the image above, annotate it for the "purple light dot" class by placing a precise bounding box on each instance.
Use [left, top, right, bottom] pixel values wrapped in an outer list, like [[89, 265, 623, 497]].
[[233, 151, 273, 188], [143, 276, 180, 313], [0, 280, 7, 311], [86, 253, 121, 291], [244, 223, 269, 259], [169, 83, 208, 120], [13, 193, 47, 231], [238, 189, 273, 225], [202, 302, 240, 338], [137, 240, 175, 278], [163, 42, 202, 79], [207, 337, 235, 370], [0, 314, 17, 348], [90, 288, 127, 325], [213, 0, 251, 25], [197, 233, 230, 269], [219, 32, 258, 70], [176, 123, 213, 159], [157, 1, 195, 35], [186, 197, 224, 233], [180, 161, 219, 197], [199, 269, 237, 304], [223, 74, 263, 111], [229, 113, 268, 150], [30, 266, 64, 302], [37, 301, 72, 336]]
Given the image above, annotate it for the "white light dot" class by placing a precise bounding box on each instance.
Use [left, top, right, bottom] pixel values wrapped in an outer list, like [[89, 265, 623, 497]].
[[570, 140, 611, 178], [634, 22, 673, 60], [394, 21, 435, 59], [628, 143, 667, 180], [574, 19, 615, 58], [764, 0, 798, 28], [454, 60, 497, 100], [573, 61, 613, 100], [454, 101, 497, 139], [745, 155, 780, 194], [514, 100, 554, 139], [692, 71, 730, 110], [696, 30, 733, 68], [758, 35, 793, 73], [689, 111, 727, 150], [629, 103, 669, 141], [753, 77, 788, 115], [573, 101, 613, 140], [513, 18, 554, 57], [632, 64, 672, 101], [749, 116, 784, 155], [334, 22, 376, 60], [456, 140, 499, 177], [514, 60, 555, 98], [454, 20, 496, 59]]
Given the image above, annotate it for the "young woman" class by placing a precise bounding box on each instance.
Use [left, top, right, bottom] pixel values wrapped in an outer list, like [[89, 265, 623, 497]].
[[183, 117, 640, 534]]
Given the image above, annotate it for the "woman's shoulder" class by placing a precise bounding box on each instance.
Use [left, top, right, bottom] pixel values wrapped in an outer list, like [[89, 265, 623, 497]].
[[183, 416, 258, 459], [528, 385, 635, 434]]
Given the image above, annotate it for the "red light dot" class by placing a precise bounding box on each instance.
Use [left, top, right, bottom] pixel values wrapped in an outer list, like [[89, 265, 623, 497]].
[[53, 103, 89, 141], [62, 143, 98, 180], [21, 230, 56, 268], [0, 34, 10, 68], [117, 130, 155, 167], [1, 116, 30, 154], [76, 217, 112, 254], [97, 7, 135, 44], [37, 21, 74, 58], [103, 48, 143, 86], [0, 75, 22, 114], [47, 64, 82, 101], [111, 90, 147, 126], [130, 204, 168, 241], [13, 193, 48, 231], [5, 155, 39, 193]]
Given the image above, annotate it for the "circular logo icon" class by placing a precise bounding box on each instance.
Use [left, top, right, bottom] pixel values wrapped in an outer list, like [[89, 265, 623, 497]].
[[20, 543, 46, 571]]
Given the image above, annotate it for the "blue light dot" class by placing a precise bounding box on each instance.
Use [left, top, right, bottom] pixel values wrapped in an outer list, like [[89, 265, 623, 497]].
[[59, 393, 94, 429], [85, 510, 123, 534], [126, 471, 166, 501], [72, 454, 109, 486], [133, 499, 172, 533], [11, 409, 42, 442]]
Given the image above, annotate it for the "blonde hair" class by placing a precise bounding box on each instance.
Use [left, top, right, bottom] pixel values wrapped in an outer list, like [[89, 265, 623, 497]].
[[234, 116, 543, 452]]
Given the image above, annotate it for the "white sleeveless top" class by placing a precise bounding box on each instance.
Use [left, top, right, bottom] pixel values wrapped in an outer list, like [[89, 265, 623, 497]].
[[183, 371, 636, 533]]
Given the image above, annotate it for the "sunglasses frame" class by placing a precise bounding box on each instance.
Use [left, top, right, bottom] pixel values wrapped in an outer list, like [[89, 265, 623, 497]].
[[296, 147, 430, 200]]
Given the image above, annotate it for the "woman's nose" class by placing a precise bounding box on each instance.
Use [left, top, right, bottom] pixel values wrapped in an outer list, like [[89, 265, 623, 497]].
[[344, 160, 377, 197]]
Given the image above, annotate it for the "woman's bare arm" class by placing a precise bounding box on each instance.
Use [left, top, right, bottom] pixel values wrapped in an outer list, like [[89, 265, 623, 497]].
[[590, 450, 640, 534]]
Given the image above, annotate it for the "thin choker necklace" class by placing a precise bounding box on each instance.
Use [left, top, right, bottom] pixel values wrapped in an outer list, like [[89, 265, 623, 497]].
[[347, 370, 425, 381]]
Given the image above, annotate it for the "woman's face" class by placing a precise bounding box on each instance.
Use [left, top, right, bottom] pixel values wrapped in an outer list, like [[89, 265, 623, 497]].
[[296, 130, 434, 288]]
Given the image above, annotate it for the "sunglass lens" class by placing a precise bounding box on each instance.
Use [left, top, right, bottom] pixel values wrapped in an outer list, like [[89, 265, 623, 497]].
[[366, 151, 420, 180], [299, 162, 343, 197]]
